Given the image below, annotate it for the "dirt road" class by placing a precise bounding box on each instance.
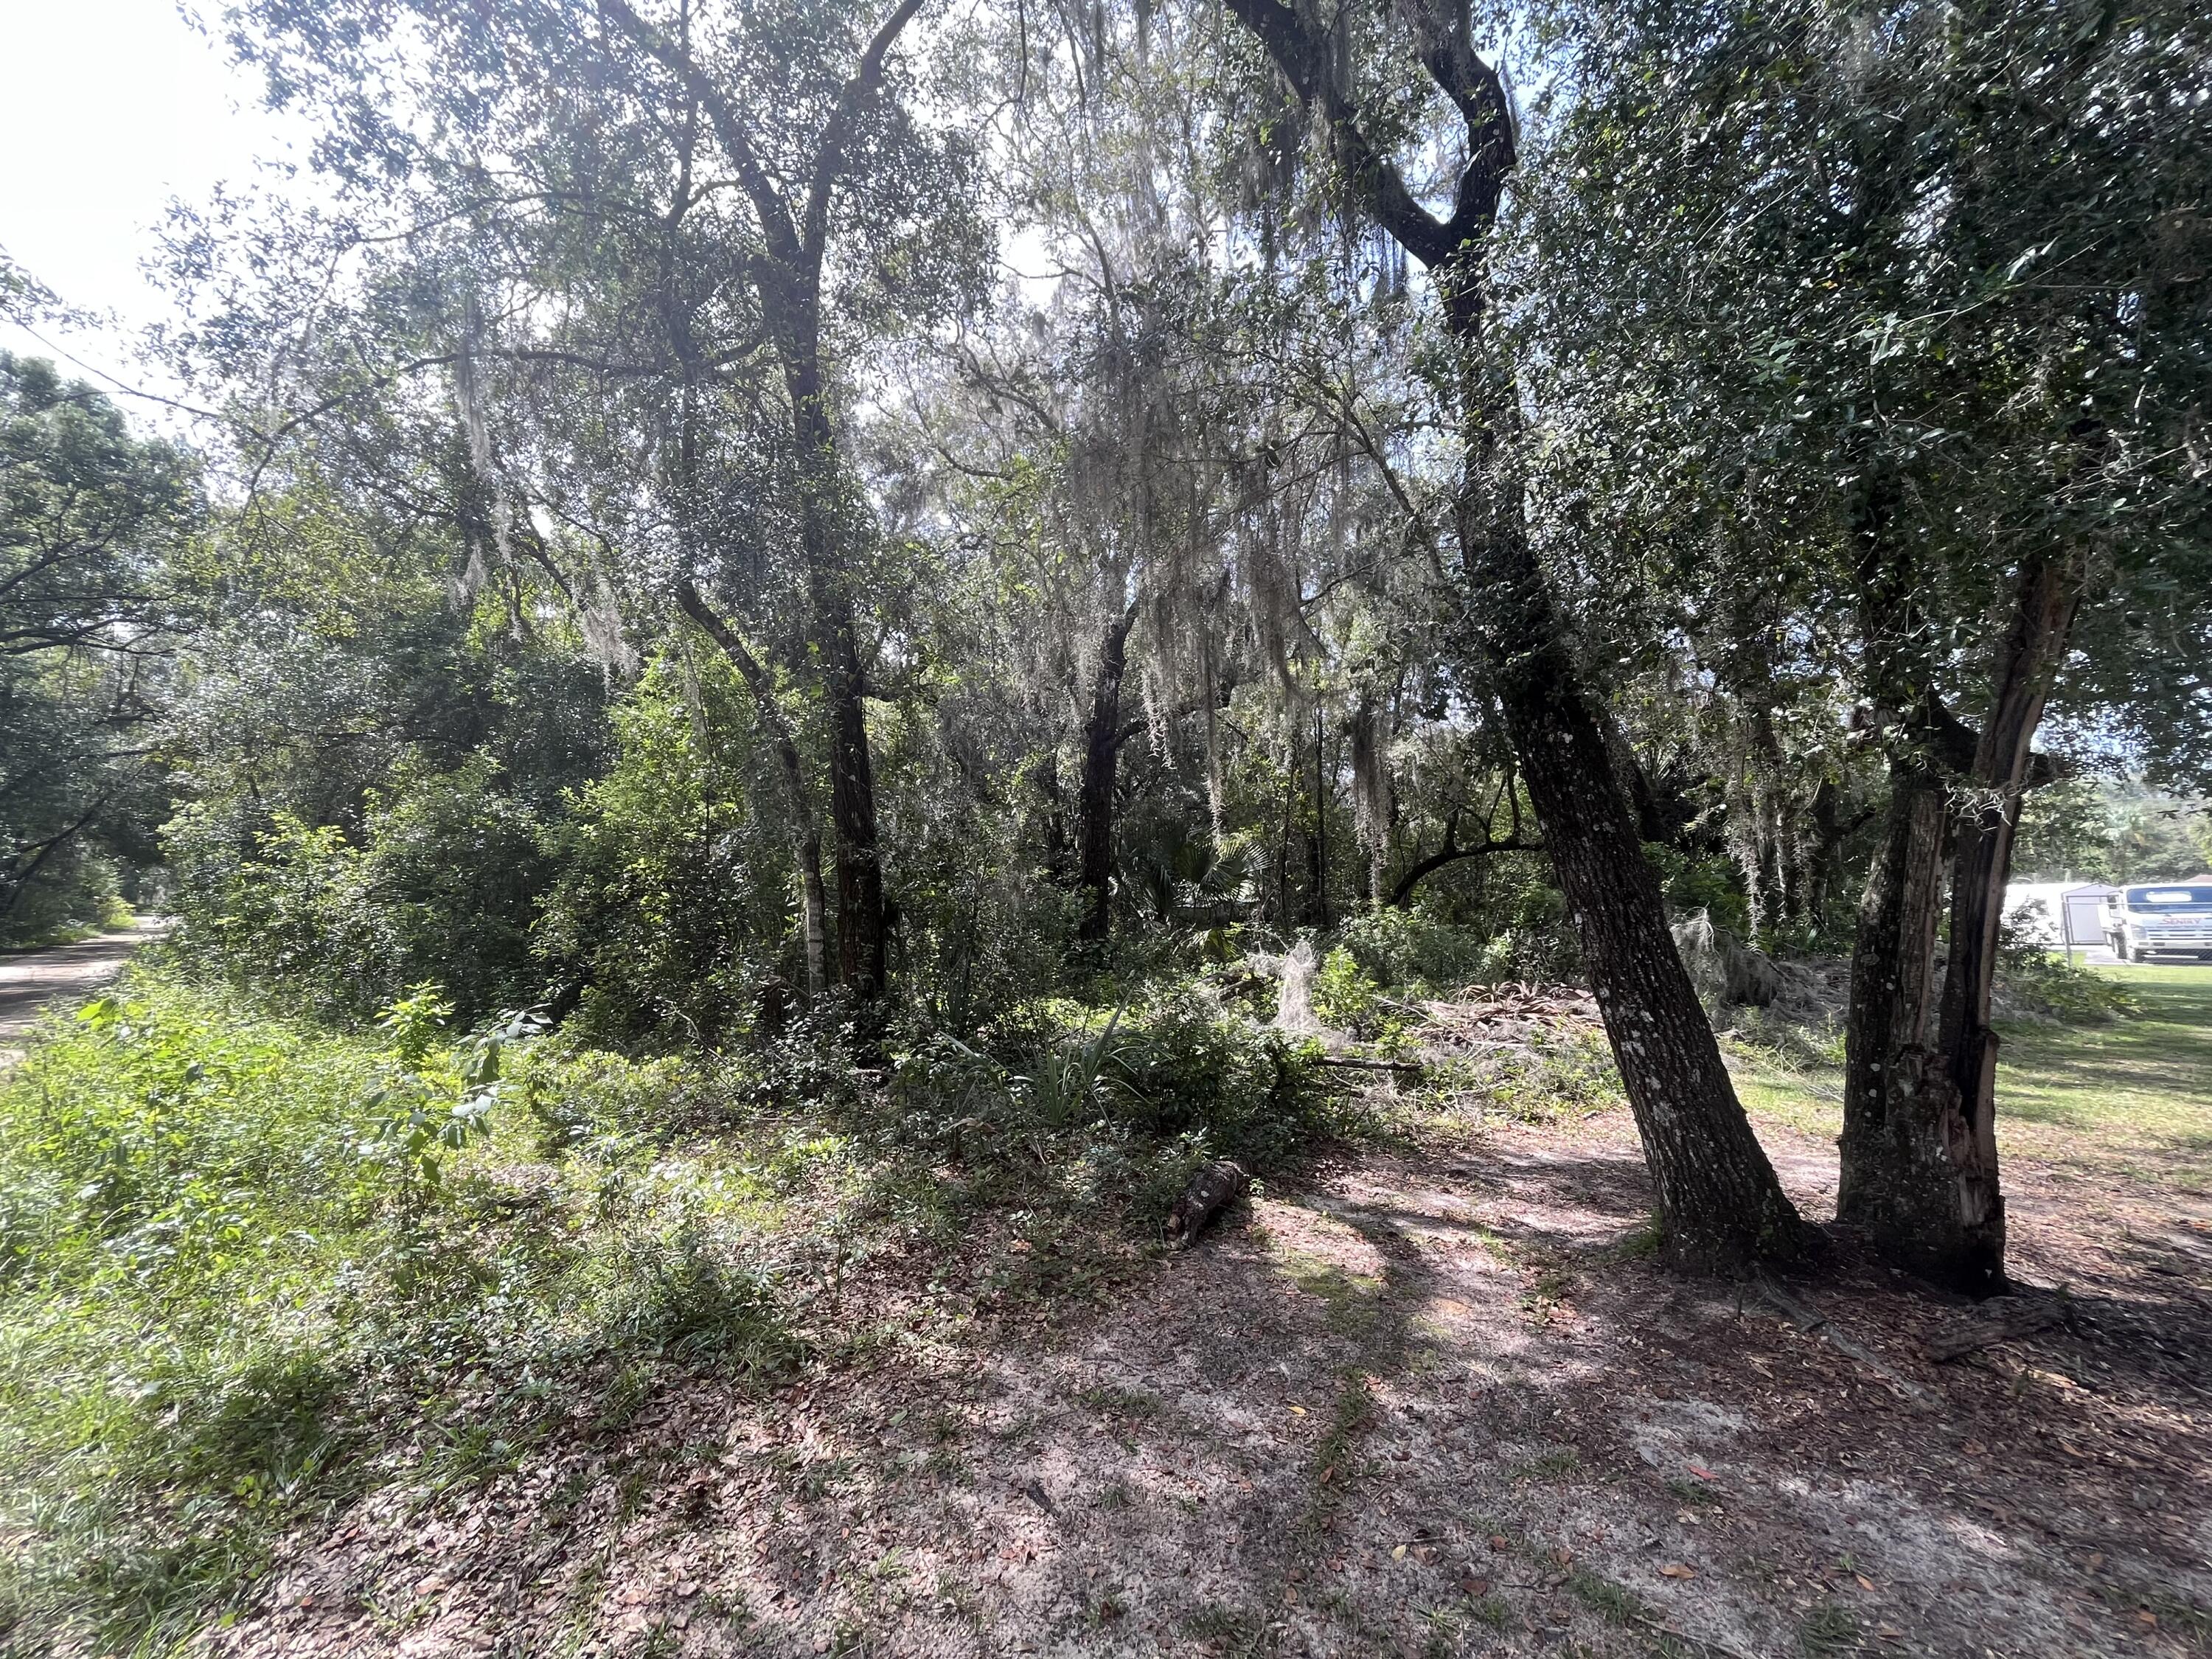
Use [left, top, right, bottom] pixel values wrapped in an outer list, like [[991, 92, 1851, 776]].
[[0, 925, 149, 1043]]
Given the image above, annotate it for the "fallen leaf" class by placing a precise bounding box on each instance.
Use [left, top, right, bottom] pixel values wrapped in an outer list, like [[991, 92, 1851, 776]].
[[1551, 1546, 1573, 1567], [2138, 1613, 2159, 1629], [1877, 1624, 1904, 1641], [1319, 1465, 1335, 1484], [1659, 1563, 1697, 1580], [2086, 1552, 2105, 1571], [1289, 1405, 1308, 1416], [1461, 1574, 1491, 1596], [1415, 1545, 1438, 1565], [1855, 1574, 1877, 1592], [1489, 1534, 1509, 1552]]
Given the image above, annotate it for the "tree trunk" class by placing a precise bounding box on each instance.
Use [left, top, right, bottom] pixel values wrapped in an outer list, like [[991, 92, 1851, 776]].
[[1835, 753, 1957, 1269], [675, 580, 829, 998], [1222, 0, 1804, 1271], [1461, 487, 1806, 1273], [787, 353, 888, 1003], [1930, 554, 2081, 1288], [1077, 600, 1138, 945]]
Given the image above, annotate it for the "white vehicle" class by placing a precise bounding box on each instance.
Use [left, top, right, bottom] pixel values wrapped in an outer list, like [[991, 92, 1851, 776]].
[[2102, 883, 2212, 962]]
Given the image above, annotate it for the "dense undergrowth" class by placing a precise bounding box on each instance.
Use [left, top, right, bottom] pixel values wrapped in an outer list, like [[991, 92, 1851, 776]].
[[0, 968, 1343, 1652]]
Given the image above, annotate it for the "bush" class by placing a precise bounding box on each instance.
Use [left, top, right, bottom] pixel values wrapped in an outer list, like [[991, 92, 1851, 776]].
[[534, 658, 796, 1047], [164, 755, 553, 1024], [0, 973, 803, 1649], [1335, 908, 1491, 991]]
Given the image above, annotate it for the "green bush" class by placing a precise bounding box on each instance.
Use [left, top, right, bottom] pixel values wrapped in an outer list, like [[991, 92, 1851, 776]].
[[1335, 908, 1491, 990], [534, 658, 796, 1047], [164, 754, 553, 1024], [0, 973, 801, 1649]]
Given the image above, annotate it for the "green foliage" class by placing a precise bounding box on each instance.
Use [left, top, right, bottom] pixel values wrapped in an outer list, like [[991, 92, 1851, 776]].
[[0, 975, 802, 1648], [535, 658, 794, 1046], [1, 354, 197, 944], [1310, 945, 1385, 1037], [166, 755, 554, 1024], [2014, 779, 2210, 885], [1335, 909, 1485, 992], [1995, 938, 2137, 1027]]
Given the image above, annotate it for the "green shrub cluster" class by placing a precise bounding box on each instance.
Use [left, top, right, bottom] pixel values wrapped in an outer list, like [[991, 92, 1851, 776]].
[[0, 974, 805, 1650]]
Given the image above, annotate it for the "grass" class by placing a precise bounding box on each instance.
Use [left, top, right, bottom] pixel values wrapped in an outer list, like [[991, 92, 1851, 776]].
[[1727, 961, 2212, 1190], [0, 967, 1341, 1652]]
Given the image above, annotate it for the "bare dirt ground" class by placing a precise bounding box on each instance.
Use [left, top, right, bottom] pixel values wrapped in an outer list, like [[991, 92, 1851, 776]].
[[0, 929, 148, 1048], [204, 1063, 2212, 1659]]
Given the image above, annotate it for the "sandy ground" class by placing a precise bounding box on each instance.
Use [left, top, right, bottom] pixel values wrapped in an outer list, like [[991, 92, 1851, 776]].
[[203, 1093, 2212, 1659], [0, 928, 150, 1047]]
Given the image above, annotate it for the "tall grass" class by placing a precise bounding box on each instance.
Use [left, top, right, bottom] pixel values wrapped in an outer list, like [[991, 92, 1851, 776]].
[[0, 975, 801, 1652]]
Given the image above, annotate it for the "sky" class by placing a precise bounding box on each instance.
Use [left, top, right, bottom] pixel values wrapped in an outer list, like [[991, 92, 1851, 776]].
[[0, 0, 308, 406]]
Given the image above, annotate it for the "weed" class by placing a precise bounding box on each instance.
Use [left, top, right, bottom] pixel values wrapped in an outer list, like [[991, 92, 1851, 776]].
[[1512, 1444, 1582, 1481], [1798, 1601, 1860, 1655]]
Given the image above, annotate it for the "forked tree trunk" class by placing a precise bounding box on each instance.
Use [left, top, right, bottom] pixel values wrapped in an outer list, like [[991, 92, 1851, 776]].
[[1076, 600, 1139, 945], [603, 0, 917, 1007], [1930, 554, 2081, 1287], [1839, 556, 2081, 1293]]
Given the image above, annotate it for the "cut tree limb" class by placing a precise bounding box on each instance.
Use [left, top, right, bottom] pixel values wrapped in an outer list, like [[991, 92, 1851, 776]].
[[1166, 1161, 1248, 1247], [1922, 1300, 2067, 1363]]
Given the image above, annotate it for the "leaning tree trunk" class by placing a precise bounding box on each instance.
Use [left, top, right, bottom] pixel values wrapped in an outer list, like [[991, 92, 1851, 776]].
[[675, 580, 830, 998], [1222, 0, 1804, 1273], [1455, 460, 1805, 1273], [1076, 600, 1138, 945]]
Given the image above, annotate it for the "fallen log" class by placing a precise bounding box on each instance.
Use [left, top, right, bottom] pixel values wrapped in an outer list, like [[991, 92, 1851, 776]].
[[1314, 1055, 1426, 1077], [1922, 1301, 2067, 1363], [1165, 1160, 1248, 1247]]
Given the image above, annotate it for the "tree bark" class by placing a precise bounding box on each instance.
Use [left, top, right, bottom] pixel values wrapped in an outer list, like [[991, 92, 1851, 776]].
[[1928, 554, 2081, 1288], [1076, 599, 1139, 945], [1836, 750, 1956, 1270], [1222, 0, 1806, 1273]]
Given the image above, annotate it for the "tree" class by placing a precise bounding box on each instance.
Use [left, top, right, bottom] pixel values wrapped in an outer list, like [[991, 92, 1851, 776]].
[[0, 355, 195, 938], [1518, 0, 2212, 1287], [215, 0, 989, 1009], [1217, 0, 1806, 1270]]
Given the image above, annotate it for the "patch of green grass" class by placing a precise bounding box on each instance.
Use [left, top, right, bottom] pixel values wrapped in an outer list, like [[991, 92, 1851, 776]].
[[1512, 1444, 1582, 1481], [1568, 1568, 1643, 1625], [1997, 965, 2212, 1188], [1797, 1599, 1860, 1655], [1732, 964, 2212, 1192]]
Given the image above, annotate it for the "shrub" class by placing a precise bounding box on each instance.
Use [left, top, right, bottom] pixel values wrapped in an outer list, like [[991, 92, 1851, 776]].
[[164, 755, 553, 1024], [1335, 908, 1491, 990]]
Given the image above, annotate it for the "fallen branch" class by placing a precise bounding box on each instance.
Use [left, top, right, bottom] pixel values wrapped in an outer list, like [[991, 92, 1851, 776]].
[[1314, 1055, 1425, 1077], [1923, 1300, 2067, 1363], [1759, 1278, 1940, 1411], [1165, 1160, 1248, 1247]]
